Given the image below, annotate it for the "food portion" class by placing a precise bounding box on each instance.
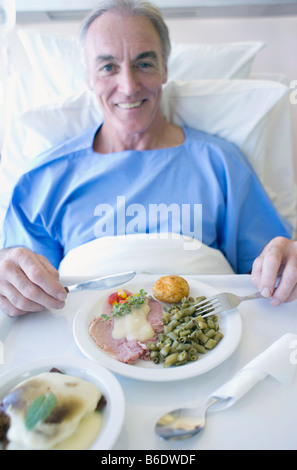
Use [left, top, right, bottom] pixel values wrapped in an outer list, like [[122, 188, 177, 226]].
[[89, 289, 164, 364], [147, 296, 223, 367], [88, 276, 224, 368], [152, 275, 190, 303], [0, 369, 106, 450]]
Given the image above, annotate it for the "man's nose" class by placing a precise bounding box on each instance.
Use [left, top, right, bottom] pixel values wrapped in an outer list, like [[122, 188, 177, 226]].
[[118, 66, 140, 95]]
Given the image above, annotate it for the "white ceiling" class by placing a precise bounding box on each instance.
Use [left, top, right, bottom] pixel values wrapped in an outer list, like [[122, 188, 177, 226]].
[[14, 0, 297, 9], [12, 0, 297, 22]]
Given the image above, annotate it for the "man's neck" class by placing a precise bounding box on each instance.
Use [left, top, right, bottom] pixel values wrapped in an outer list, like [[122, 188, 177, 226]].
[[93, 118, 184, 154]]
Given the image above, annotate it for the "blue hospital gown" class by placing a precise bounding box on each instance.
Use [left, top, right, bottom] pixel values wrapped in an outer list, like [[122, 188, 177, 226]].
[[2, 126, 292, 273]]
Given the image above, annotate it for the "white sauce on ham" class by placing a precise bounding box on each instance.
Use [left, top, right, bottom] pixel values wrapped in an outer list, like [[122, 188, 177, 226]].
[[112, 299, 154, 342]]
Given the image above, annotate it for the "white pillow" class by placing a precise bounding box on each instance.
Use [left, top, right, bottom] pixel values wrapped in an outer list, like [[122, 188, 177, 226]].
[[21, 91, 102, 157], [167, 42, 264, 81], [17, 29, 85, 104], [161, 80, 297, 230], [18, 28, 264, 92]]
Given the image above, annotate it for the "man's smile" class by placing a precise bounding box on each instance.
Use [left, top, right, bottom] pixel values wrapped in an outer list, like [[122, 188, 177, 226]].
[[116, 100, 145, 109]]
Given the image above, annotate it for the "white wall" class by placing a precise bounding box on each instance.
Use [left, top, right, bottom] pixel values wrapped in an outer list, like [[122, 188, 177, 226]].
[[166, 14, 297, 81]]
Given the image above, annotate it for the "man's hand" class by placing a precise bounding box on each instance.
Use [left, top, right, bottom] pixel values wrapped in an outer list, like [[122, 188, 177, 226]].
[[251, 236, 297, 306], [0, 247, 67, 317]]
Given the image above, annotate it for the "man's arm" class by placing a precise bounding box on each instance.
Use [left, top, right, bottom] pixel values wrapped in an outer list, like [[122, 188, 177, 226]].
[[251, 236, 297, 305], [0, 247, 68, 316]]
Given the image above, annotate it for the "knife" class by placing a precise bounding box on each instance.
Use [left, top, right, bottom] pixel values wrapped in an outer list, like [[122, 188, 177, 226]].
[[64, 271, 136, 293]]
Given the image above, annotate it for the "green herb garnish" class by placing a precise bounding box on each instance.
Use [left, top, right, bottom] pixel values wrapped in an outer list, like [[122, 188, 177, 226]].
[[25, 393, 57, 430], [101, 289, 148, 321]]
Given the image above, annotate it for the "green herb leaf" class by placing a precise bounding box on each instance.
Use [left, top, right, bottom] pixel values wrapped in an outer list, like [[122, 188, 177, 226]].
[[25, 393, 57, 430], [101, 289, 148, 321]]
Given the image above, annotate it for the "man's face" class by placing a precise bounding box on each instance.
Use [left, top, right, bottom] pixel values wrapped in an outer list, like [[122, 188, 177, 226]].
[[84, 11, 167, 137]]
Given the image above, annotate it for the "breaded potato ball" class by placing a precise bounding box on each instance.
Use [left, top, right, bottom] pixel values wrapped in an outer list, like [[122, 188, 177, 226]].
[[152, 275, 190, 303]]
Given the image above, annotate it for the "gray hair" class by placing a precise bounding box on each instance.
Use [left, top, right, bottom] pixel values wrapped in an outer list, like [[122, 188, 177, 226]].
[[78, 0, 171, 68]]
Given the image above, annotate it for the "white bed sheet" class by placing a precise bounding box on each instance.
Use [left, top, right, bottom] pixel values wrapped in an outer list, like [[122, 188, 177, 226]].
[[58, 235, 235, 283]]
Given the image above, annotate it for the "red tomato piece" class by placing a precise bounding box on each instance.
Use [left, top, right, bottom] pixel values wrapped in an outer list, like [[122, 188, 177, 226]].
[[108, 292, 120, 305], [108, 290, 129, 305]]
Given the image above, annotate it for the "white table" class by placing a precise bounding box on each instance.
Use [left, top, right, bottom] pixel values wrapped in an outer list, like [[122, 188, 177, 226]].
[[1, 274, 297, 450]]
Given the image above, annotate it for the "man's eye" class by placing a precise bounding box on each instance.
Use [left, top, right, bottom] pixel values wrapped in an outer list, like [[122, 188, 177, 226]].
[[138, 62, 153, 70], [103, 64, 114, 72]]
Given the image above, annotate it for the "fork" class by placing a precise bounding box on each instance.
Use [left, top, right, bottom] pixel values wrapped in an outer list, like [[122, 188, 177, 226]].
[[194, 291, 263, 318]]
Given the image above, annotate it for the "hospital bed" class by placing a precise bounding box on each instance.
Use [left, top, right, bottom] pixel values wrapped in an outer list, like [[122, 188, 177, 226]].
[[1, 2, 297, 452], [0, 2, 296, 276]]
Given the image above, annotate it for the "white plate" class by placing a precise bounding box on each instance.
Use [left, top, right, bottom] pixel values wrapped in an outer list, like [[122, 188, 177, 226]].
[[0, 356, 125, 450], [73, 275, 242, 381]]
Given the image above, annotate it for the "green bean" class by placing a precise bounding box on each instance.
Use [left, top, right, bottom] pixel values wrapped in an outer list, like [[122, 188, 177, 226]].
[[167, 332, 178, 341], [175, 343, 191, 351], [164, 337, 172, 345], [205, 329, 216, 338], [199, 321, 208, 330], [205, 338, 217, 349], [214, 331, 224, 343], [207, 319, 215, 329], [190, 341, 206, 354], [160, 343, 171, 357], [178, 335, 188, 344], [195, 296, 206, 303], [164, 319, 179, 333], [171, 339, 179, 350], [179, 329, 191, 337], [184, 319, 195, 330], [171, 311, 183, 321], [189, 330, 198, 340], [147, 342, 159, 351], [177, 350, 188, 362], [162, 312, 171, 324], [196, 330, 208, 344], [150, 351, 160, 364], [193, 316, 208, 329], [183, 316, 191, 323], [188, 348, 198, 362], [156, 340, 164, 350], [164, 353, 179, 367]]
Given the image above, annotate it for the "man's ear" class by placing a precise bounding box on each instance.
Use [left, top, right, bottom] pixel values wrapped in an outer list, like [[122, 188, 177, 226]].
[[162, 64, 168, 84]]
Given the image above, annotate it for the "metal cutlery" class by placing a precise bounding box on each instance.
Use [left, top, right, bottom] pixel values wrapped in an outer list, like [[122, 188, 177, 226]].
[[64, 271, 136, 293], [155, 396, 231, 440], [155, 365, 267, 440], [194, 290, 263, 318]]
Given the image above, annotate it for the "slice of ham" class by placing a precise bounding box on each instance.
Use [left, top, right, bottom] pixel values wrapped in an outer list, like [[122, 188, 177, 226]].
[[89, 291, 164, 364]]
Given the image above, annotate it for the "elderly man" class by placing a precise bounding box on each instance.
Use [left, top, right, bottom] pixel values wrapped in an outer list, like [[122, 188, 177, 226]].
[[0, 0, 296, 316]]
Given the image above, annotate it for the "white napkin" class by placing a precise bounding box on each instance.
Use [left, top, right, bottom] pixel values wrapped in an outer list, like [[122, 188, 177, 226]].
[[211, 333, 297, 408]]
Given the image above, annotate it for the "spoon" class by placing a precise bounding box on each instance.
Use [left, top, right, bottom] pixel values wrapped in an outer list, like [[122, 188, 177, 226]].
[[155, 396, 232, 440]]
